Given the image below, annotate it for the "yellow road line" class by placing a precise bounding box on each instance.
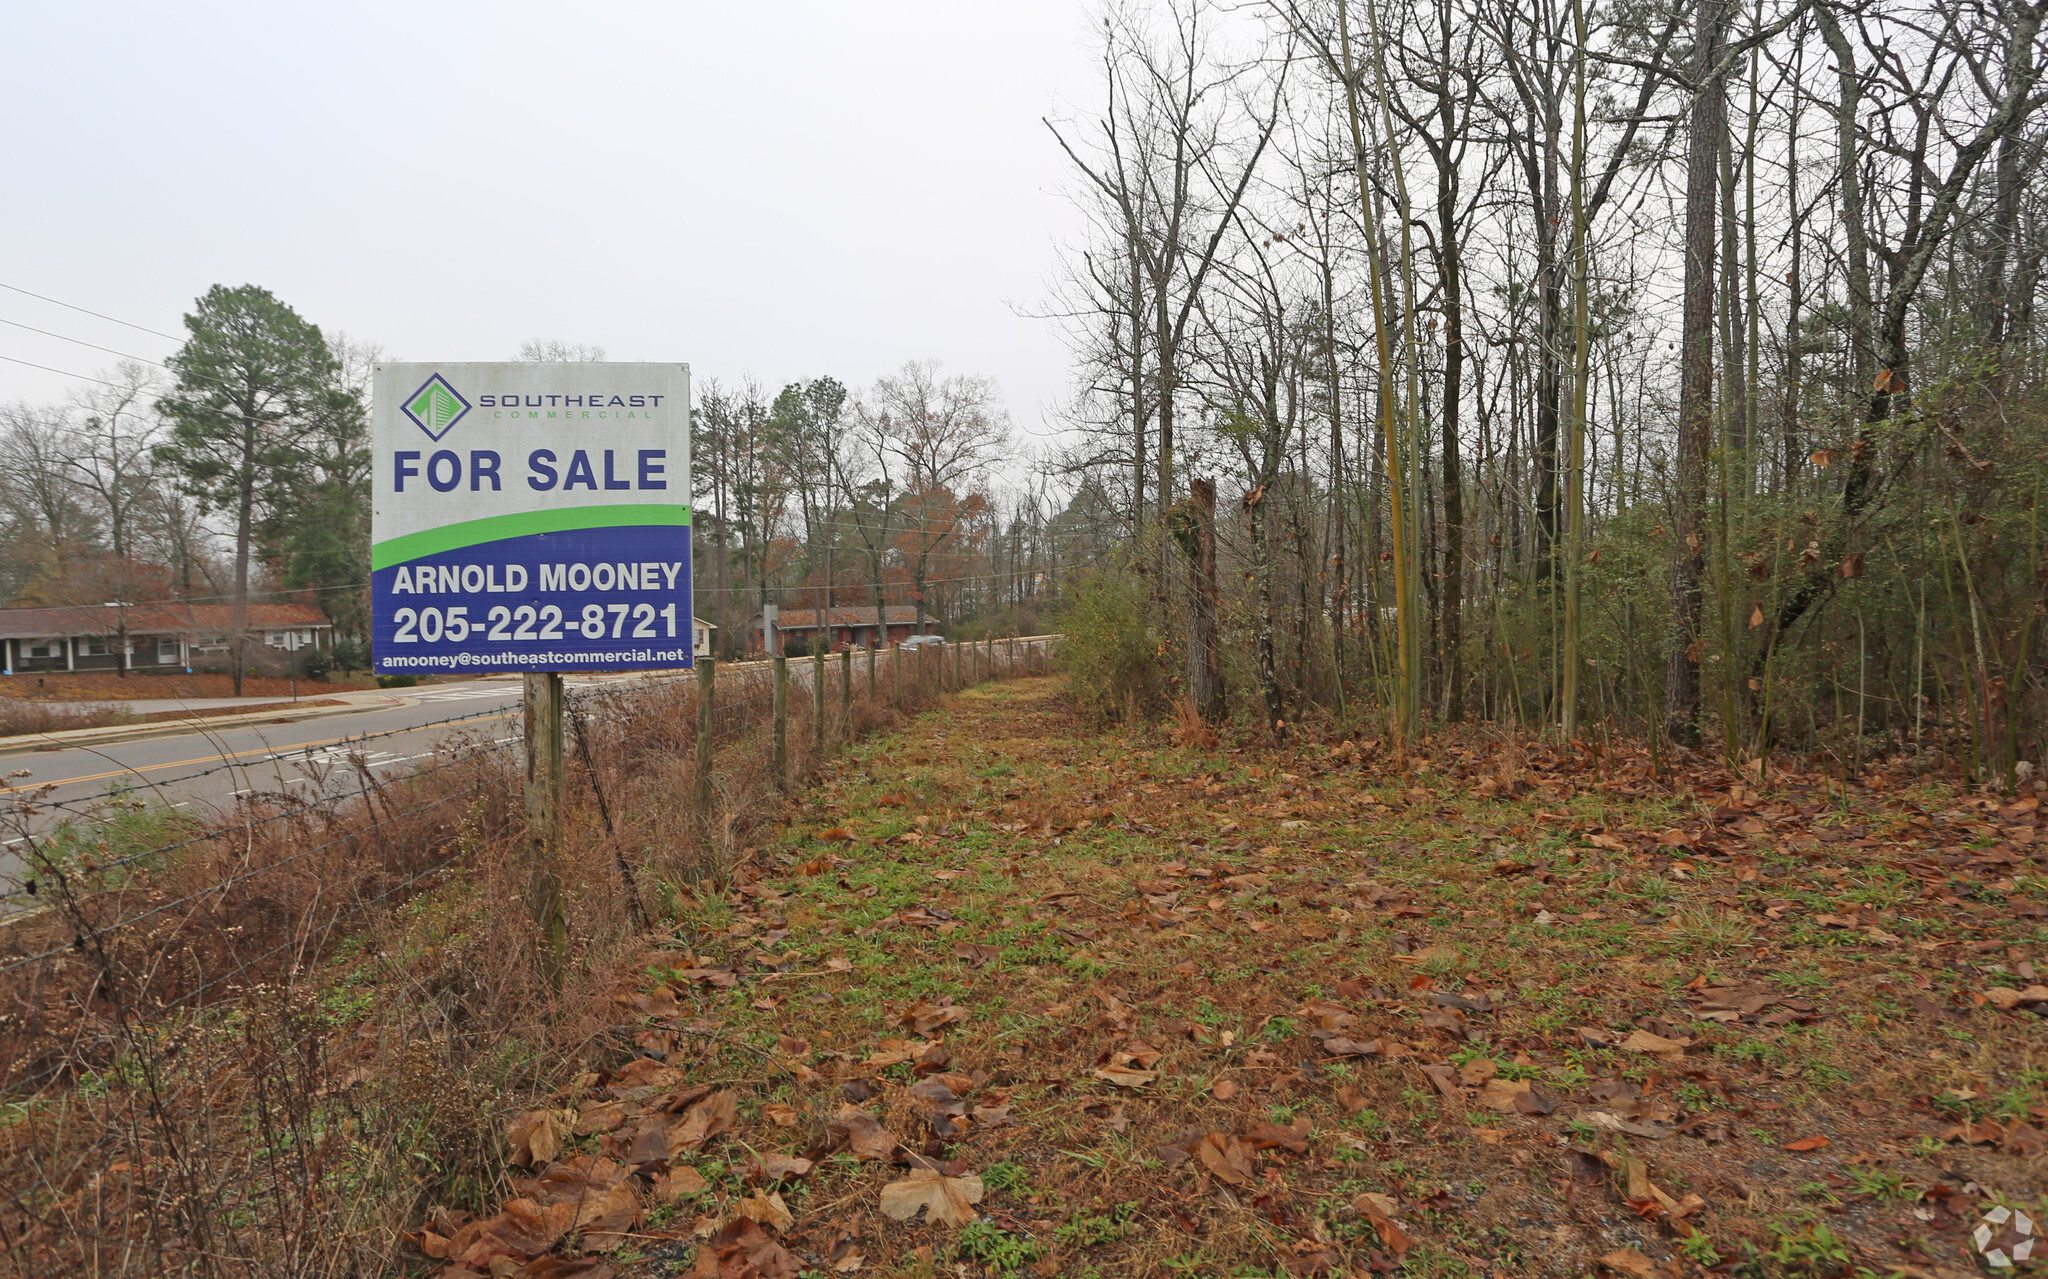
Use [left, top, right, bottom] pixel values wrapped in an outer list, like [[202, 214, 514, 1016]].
[[0, 710, 518, 796]]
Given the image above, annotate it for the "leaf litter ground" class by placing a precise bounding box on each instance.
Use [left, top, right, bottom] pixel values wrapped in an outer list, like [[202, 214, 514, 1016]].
[[422, 677, 2048, 1279]]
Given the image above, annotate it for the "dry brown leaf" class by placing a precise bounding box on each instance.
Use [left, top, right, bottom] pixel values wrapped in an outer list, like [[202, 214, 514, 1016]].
[[1321, 1036, 1382, 1058], [762, 1102, 800, 1128], [736, 1189, 794, 1233], [831, 1104, 899, 1161], [1244, 1115, 1312, 1153], [878, 1169, 985, 1226], [691, 1219, 799, 1279], [1620, 1029, 1690, 1059], [1196, 1132, 1254, 1185], [1353, 1192, 1400, 1218], [668, 1090, 738, 1155], [1093, 1065, 1158, 1088], [1353, 1196, 1412, 1257], [657, 1166, 712, 1201], [508, 1109, 570, 1168], [1983, 985, 2048, 1009], [1596, 1248, 1659, 1277]]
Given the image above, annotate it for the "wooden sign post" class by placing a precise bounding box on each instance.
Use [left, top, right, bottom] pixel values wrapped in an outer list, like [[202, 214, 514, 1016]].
[[523, 672, 568, 988]]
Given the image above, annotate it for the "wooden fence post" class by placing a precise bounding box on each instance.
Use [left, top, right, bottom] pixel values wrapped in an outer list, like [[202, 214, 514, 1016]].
[[812, 650, 826, 758], [773, 655, 789, 793], [840, 647, 852, 734], [953, 639, 962, 688], [694, 659, 716, 858], [867, 642, 877, 701], [893, 644, 902, 706], [523, 672, 568, 988]]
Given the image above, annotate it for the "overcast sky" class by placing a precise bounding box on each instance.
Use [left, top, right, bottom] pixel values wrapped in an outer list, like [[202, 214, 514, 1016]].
[[4, 1, 1099, 448]]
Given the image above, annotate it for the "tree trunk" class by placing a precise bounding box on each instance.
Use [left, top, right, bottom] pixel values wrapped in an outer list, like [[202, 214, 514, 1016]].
[[1178, 477, 1225, 720], [230, 419, 256, 698], [1439, 137, 1466, 722], [1249, 488, 1282, 730], [1664, 0, 1728, 747]]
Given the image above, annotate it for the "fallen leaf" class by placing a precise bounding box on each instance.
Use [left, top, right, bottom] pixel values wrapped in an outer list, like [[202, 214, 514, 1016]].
[[1353, 1192, 1400, 1218], [1983, 985, 2048, 1009], [1196, 1132, 1255, 1185], [1785, 1135, 1830, 1152], [878, 1169, 985, 1227], [1587, 1110, 1668, 1139], [1243, 1115, 1312, 1153], [762, 1103, 799, 1128], [1321, 1036, 1382, 1058], [1353, 1196, 1412, 1257], [657, 1166, 711, 1200], [668, 1091, 738, 1155], [1596, 1248, 1658, 1278], [1620, 1029, 1690, 1060], [1335, 1084, 1369, 1114], [1418, 1064, 1463, 1100], [691, 1218, 799, 1279], [749, 1153, 815, 1181], [736, 1189, 794, 1233], [829, 1105, 899, 1161], [508, 1109, 569, 1168], [1211, 1078, 1240, 1100]]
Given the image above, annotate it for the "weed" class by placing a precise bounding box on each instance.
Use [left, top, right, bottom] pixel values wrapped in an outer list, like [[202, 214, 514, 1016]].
[[1842, 1167, 1912, 1201], [1056, 1203, 1137, 1248], [981, 1160, 1030, 1196], [1761, 1221, 1853, 1276], [956, 1222, 1045, 1276]]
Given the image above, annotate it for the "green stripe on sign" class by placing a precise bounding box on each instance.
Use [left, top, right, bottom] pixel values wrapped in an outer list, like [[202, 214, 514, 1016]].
[[371, 504, 692, 569]]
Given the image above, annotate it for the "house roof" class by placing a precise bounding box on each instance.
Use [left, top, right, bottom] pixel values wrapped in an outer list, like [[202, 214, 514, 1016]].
[[750, 606, 940, 630], [0, 602, 332, 639]]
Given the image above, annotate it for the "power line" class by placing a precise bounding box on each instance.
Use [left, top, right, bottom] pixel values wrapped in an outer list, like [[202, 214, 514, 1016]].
[[0, 352, 132, 390], [0, 316, 167, 369], [0, 282, 183, 343]]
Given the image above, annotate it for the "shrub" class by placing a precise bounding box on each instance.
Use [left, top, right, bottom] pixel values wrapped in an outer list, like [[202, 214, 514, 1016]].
[[300, 650, 333, 680], [1056, 570, 1168, 721], [377, 674, 419, 689], [782, 635, 812, 659], [330, 638, 368, 673]]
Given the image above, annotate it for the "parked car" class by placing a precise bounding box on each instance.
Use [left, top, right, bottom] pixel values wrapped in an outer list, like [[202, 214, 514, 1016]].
[[898, 633, 946, 649]]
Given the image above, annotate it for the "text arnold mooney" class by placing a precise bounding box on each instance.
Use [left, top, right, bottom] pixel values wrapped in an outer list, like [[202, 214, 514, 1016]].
[[387, 561, 685, 595]]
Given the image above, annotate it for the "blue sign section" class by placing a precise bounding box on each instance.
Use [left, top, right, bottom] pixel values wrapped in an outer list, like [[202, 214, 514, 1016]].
[[372, 525, 693, 673]]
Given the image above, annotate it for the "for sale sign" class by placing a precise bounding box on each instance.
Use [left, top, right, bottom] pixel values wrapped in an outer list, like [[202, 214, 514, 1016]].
[[370, 362, 692, 673]]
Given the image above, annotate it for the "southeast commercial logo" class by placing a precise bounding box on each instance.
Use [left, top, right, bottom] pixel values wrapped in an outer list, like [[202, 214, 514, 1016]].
[[401, 374, 471, 441]]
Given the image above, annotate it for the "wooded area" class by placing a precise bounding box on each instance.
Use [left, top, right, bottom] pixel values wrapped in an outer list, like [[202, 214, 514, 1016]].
[[1042, 0, 2048, 785]]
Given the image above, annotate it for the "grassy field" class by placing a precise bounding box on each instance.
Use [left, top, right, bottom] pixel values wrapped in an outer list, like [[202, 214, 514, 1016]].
[[427, 675, 2047, 1279]]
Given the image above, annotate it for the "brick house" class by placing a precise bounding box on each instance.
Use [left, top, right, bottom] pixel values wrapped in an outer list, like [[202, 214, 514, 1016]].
[[745, 606, 941, 653], [0, 602, 333, 674]]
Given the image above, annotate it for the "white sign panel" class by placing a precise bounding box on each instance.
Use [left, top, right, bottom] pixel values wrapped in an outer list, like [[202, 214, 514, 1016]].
[[370, 362, 692, 673]]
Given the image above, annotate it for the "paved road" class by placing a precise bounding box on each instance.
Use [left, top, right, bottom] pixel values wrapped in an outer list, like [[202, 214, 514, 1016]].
[[0, 677, 545, 897]]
